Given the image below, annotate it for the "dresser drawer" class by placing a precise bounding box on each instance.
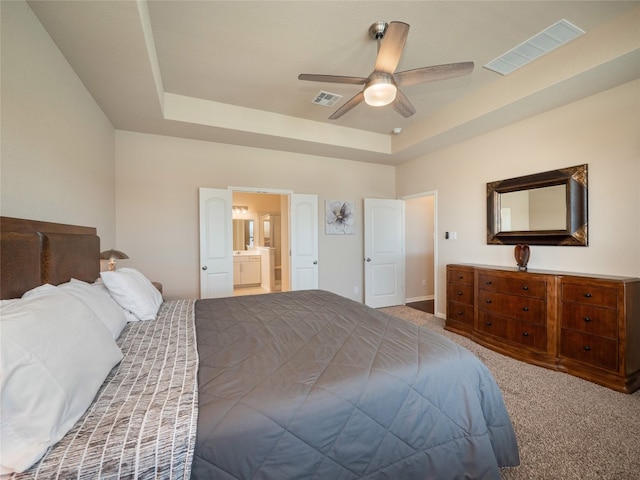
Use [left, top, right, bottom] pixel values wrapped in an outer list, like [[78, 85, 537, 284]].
[[448, 267, 473, 285], [478, 311, 547, 351], [447, 282, 474, 306], [560, 329, 618, 371], [478, 273, 546, 299], [561, 282, 617, 308], [447, 301, 474, 326], [561, 303, 618, 339], [478, 290, 546, 324]]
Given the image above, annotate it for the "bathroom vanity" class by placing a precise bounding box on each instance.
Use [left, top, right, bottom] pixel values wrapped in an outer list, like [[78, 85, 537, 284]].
[[233, 251, 261, 286]]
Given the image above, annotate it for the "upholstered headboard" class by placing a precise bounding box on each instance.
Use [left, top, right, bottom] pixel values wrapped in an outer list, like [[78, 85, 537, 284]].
[[0, 217, 100, 299]]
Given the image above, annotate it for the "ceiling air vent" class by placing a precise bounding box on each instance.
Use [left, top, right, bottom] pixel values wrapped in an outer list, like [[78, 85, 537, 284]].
[[484, 19, 585, 75], [311, 91, 343, 107]]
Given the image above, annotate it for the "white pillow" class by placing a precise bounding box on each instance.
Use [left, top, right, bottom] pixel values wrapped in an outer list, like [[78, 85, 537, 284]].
[[100, 268, 163, 321], [0, 293, 123, 474], [59, 279, 128, 339], [22, 281, 128, 339], [21, 283, 57, 298]]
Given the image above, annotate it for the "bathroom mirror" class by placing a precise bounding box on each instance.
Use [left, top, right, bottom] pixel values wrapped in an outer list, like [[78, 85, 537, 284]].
[[233, 219, 254, 250], [261, 217, 271, 247], [487, 164, 588, 246]]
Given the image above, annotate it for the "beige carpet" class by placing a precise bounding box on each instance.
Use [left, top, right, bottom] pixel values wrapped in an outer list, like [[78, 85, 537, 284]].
[[380, 306, 640, 480]]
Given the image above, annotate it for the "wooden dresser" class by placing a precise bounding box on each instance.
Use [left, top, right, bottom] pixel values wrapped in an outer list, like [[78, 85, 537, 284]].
[[446, 265, 475, 334], [446, 264, 640, 393]]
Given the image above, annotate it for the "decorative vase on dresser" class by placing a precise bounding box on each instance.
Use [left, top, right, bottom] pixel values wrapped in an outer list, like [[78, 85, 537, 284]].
[[446, 264, 640, 393], [514, 244, 530, 271]]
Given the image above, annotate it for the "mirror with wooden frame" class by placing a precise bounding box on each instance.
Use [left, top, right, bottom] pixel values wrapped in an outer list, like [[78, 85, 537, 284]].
[[487, 164, 588, 246]]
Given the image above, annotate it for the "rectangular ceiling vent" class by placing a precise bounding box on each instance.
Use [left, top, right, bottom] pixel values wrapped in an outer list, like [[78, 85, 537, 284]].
[[484, 19, 585, 75], [311, 91, 343, 107]]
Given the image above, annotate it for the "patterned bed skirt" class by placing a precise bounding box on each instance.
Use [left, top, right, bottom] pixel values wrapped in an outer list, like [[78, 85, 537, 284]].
[[11, 300, 199, 480]]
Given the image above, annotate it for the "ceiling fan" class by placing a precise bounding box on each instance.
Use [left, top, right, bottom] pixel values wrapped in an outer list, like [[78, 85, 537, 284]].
[[298, 21, 474, 120]]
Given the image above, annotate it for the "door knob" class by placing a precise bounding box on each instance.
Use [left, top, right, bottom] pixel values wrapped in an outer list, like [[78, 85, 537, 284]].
[[366, 258, 371, 262], [313, 260, 318, 265], [202, 266, 208, 270]]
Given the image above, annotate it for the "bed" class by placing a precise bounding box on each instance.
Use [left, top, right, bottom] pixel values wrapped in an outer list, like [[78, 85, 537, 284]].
[[1, 217, 519, 479]]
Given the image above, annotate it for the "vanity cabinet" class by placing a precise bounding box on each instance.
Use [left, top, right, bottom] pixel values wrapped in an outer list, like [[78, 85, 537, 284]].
[[446, 264, 640, 393], [233, 255, 261, 286]]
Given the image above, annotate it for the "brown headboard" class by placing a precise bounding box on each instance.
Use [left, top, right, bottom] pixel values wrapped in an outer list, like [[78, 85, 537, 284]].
[[0, 217, 100, 299]]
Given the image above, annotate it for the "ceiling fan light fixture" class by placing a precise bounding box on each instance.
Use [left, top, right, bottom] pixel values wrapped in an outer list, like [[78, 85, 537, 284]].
[[298, 21, 472, 119], [364, 75, 397, 106]]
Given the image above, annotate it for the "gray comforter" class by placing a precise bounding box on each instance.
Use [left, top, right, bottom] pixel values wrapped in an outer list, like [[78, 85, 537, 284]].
[[191, 290, 519, 479]]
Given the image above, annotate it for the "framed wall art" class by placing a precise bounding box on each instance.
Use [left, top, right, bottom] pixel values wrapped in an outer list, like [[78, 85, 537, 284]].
[[325, 200, 355, 235]]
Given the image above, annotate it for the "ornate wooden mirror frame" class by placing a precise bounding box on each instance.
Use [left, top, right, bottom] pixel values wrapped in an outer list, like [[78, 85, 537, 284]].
[[487, 164, 588, 246]]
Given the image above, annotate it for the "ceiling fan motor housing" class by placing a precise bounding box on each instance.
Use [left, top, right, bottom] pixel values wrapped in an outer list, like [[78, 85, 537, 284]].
[[368, 21, 389, 40]]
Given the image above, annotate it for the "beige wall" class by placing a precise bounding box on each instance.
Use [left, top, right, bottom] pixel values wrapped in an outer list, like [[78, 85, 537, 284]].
[[114, 131, 395, 300], [405, 195, 435, 302], [0, 0, 116, 246], [3, 0, 638, 312], [397, 80, 640, 317]]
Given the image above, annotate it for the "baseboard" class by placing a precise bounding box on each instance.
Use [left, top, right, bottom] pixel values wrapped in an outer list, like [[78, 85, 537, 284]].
[[405, 295, 435, 303]]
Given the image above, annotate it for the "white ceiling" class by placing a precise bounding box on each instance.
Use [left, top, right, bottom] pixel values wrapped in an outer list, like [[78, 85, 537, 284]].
[[27, 1, 640, 166]]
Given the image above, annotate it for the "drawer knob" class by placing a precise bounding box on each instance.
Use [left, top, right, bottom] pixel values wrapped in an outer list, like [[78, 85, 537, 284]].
[[584, 293, 593, 298], [583, 345, 592, 351], [583, 317, 592, 323], [486, 299, 492, 304], [522, 332, 529, 337], [457, 291, 463, 296], [485, 321, 492, 326], [457, 311, 464, 316], [522, 286, 529, 291], [485, 281, 492, 285], [458, 275, 464, 280], [523, 306, 529, 312]]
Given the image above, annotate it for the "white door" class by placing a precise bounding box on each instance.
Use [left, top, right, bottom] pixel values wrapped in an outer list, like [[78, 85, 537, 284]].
[[364, 198, 405, 308], [290, 194, 318, 290], [199, 187, 233, 298]]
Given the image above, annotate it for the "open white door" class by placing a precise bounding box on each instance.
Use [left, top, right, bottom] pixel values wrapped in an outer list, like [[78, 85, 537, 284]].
[[290, 194, 318, 290], [199, 187, 233, 298], [364, 198, 405, 308]]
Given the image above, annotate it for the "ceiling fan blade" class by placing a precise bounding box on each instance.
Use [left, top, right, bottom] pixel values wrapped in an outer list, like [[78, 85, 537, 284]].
[[374, 21, 409, 74], [298, 74, 367, 85], [391, 89, 416, 118], [329, 91, 365, 120], [395, 61, 474, 87]]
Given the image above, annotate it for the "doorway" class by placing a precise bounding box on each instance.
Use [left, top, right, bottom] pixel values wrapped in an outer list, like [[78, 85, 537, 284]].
[[199, 188, 318, 299], [231, 191, 289, 297], [403, 193, 436, 314]]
